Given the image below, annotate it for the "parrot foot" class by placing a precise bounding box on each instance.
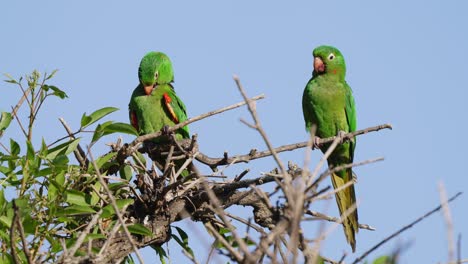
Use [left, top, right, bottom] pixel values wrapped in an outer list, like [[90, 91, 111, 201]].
[[337, 130, 347, 143], [313, 136, 322, 149], [162, 125, 172, 136]]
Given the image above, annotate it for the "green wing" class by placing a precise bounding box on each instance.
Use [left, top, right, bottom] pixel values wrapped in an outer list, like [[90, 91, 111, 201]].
[[163, 87, 190, 139], [344, 84, 357, 159], [302, 81, 317, 132]]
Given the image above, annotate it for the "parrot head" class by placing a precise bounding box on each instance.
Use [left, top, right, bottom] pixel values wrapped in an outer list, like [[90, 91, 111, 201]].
[[138, 51, 174, 95], [312, 45, 346, 78]]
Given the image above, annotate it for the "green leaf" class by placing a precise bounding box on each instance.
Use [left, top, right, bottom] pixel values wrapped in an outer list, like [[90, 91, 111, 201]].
[[0, 189, 6, 213], [45, 69, 59, 80], [101, 199, 134, 218], [0, 112, 12, 131], [10, 139, 20, 156], [152, 246, 167, 264], [119, 165, 133, 181], [174, 226, 189, 243], [0, 215, 12, 228], [172, 226, 194, 257], [46, 138, 80, 160], [26, 141, 35, 161], [103, 122, 138, 136], [53, 154, 70, 166], [132, 151, 146, 169], [0, 165, 10, 175], [45, 85, 68, 99], [97, 152, 117, 167], [89, 182, 101, 206], [123, 255, 136, 264], [39, 138, 48, 156], [88, 151, 117, 173], [372, 256, 394, 264], [0, 252, 14, 263], [108, 182, 127, 191], [61, 205, 96, 216], [80, 114, 92, 128], [91, 121, 113, 143], [219, 227, 231, 235], [65, 190, 89, 206], [4, 73, 18, 84], [81, 107, 119, 129], [127, 223, 153, 236]]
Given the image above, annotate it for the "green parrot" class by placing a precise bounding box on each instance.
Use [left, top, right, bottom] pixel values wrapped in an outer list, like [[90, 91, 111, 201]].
[[129, 51, 191, 176], [302, 45, 358, 252]]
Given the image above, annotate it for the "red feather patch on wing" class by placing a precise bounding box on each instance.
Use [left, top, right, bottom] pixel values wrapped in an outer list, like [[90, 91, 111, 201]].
[[130, 111, 139, 132], [163, 93, 180, 123]]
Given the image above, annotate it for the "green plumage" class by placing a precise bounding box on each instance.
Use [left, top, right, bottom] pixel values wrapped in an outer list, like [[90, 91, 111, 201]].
[[129, 83, 189, 141], [302, 45, 358, 252], [129, 51, 190, 175]]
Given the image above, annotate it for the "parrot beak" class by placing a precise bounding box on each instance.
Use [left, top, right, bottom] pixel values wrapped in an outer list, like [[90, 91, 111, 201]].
[[314, 57, 325, 73], [144, 85, 154, 95]]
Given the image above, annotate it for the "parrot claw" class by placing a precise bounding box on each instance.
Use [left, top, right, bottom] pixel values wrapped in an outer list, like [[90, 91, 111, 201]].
[[162, 125, 171, 135], [337, 130, 347, 143], [313, 136, 322, 149]]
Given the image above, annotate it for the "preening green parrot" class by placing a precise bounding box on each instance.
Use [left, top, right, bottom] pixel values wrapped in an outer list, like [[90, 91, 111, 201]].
[[302, 45, 359, 252], [129, 51, 191, 176]]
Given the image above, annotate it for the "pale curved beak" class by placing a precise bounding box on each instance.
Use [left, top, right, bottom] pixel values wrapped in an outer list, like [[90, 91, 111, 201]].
[[314, 57, 325, 73], [144, 85, 153, 95]]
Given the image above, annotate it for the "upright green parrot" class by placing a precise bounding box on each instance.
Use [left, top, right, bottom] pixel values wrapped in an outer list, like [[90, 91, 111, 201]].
[[129, 51, 191, 176], [302, 45, 359, 252]]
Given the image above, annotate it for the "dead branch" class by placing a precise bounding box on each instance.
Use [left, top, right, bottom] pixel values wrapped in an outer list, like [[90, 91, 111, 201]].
[[194, 124, 392, 169], [306, 210, 375, 231], [59, 117, 88, 169]]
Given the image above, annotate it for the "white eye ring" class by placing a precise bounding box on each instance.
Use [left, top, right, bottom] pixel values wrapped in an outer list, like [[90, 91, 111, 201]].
[[154, 71, 159, 79], [328, 53, 335, 60]]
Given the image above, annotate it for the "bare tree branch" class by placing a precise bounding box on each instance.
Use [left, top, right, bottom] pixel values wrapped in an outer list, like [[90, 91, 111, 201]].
[[439, 182, 455, 263], [194, 124, 392, 168]]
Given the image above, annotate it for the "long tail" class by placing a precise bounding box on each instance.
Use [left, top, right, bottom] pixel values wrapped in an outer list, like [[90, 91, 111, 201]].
[[330, 169, 359, 252]]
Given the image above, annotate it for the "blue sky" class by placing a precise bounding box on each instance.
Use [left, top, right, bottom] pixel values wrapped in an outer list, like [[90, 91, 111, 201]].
[[2, 1, 468, 263]]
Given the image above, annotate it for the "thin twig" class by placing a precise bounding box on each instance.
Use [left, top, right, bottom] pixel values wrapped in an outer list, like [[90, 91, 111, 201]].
[[14, 205, 33, 264], [11, 86, 32, 119], [10, 200, 21, 264], [204, 223, 243, 262], [457, 234, 462, 264], [10, 105, 28, 138], [182, 247, 200, 264], [306, 210, 375, 231], [233, 76, 286, 176], [308, 137, 340, 186], [59, 117, 87, 168], [252, 220, 289, 261], [307, 157, 384, 194], [99, 222, 123, 255], [201, 177, 253, 262], [226, 212, 266, 235], [438, 182, 455, 263], [352, 192, 463, 264]]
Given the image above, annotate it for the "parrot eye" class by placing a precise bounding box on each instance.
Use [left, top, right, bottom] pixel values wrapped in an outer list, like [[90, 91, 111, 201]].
[[154, 71, 159, 80], [328, 53, 335, 60]]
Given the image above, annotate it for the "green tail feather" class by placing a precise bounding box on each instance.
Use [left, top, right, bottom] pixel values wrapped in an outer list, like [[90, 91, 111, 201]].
[[330, 170, 359, 252]]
